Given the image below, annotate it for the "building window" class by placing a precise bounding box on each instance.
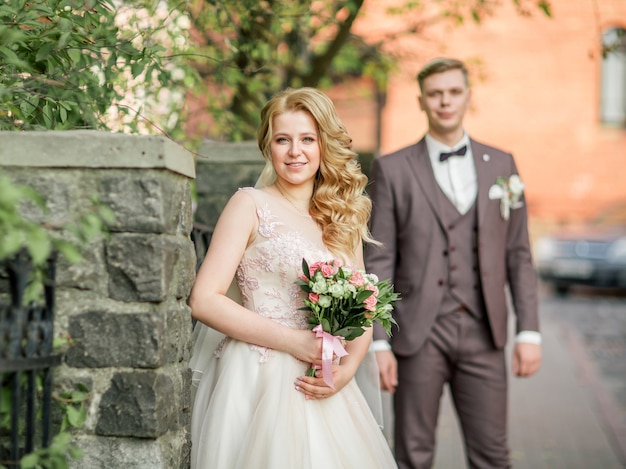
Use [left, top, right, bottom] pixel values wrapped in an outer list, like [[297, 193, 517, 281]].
[[601, 27, 626, 126]]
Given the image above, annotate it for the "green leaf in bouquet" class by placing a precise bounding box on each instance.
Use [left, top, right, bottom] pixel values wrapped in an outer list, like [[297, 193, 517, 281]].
[[321, 317, 331, 333], [356, 289, 374, 302], [301, 258, 311, 280], [297, 281, 312, 293], [377, 316, 398, 337], [335, 326, 366, 341]]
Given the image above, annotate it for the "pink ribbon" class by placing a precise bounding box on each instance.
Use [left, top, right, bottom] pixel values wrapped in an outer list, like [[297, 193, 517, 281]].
[[312, 324, 349, 389]]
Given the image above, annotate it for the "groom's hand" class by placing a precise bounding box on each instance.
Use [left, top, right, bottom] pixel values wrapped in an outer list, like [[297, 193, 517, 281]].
[[513, 342, 542, 377], [375, 350, 398, 393]]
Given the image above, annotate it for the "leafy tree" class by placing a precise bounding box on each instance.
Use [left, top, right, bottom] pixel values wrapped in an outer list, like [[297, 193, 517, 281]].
[[0, 0, 195, 137], [184, 0, 551, 141]]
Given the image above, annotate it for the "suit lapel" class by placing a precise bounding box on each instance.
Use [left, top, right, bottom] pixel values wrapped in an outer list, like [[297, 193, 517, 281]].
[[472, 140, 500, 227], [407, 138, 446, 232]]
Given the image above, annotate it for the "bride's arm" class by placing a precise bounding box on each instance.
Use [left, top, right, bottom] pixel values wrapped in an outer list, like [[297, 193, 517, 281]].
[[190, 191, 322, 366]]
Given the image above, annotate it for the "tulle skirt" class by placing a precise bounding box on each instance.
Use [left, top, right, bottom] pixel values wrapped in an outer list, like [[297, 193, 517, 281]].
[[190, 338, 397, 469]]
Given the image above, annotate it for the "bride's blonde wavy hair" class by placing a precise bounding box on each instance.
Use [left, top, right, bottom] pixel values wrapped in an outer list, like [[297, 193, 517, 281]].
[[257, 87, 378, 261]]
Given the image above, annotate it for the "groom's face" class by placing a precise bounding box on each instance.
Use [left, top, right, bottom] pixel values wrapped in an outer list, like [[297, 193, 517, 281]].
[[418, 69, 470, 138]]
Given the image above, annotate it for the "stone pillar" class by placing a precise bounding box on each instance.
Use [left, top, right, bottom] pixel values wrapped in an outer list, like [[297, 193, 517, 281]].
[[0, 131, 196, 469]]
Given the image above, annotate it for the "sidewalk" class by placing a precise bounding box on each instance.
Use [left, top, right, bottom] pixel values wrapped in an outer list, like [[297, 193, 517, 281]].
[[431, 309, 625, 468]]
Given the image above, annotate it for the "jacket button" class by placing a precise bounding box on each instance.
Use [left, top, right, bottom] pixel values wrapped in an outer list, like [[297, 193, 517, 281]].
[[443, 250, 448, 256], [438, 279, 444, 286]]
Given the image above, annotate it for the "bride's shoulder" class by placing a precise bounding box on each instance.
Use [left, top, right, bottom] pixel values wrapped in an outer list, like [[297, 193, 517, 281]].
[[236, 187, 278, 205], [229, 188, 280, 219], [232, 187, 262, 203]]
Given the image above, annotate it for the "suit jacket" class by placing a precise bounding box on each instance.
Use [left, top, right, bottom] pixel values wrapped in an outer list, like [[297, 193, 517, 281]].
[[365, 137, 539, 356]]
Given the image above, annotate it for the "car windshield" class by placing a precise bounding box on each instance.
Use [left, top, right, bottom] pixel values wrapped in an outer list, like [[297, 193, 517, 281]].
[[592, 202, 626, 226]]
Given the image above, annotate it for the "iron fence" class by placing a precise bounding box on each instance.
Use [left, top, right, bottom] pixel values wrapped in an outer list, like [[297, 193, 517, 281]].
[[190, 221, 214, 272], [190, 222, 214, 330], [0, 252, 60, 468]]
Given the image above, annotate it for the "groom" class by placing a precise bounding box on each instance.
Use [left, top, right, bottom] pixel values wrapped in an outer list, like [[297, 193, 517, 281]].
[[364, 57, 542, 469]]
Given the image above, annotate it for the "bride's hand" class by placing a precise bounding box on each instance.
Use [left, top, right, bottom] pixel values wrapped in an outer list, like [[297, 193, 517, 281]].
[[283, 329, 323, 367], [293, 365, 351, 400]]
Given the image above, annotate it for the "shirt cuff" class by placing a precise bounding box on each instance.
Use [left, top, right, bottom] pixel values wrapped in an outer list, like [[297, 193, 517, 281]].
[[370, 340, 392, 352], [515, 330, 542, 345]]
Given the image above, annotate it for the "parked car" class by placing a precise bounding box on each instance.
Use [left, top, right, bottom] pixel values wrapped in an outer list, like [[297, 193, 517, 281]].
[[534, 201, 626, 295]]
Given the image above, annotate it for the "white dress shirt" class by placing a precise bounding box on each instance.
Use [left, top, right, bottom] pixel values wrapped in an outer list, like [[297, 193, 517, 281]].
[[425, 132, 477, 214], [372, 133, 541, 350]]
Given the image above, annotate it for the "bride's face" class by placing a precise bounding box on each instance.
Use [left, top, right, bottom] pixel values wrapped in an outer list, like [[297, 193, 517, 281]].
[[270, 110, 321, 189]]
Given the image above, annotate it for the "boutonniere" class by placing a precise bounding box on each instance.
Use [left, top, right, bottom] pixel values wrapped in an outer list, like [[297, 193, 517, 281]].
[[488, 175, 525, 220]]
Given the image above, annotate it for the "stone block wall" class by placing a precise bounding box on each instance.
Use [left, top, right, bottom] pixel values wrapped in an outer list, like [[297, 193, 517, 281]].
[[194, 140, 265, 228], [0, 131, 196, 469]]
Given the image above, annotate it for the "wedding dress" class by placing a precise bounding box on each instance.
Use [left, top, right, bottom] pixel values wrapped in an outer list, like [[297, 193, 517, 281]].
[[190, 187, 397, 469]]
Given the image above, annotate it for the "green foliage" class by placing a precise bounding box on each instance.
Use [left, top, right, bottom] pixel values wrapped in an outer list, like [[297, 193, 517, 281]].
[[0, 171, 114, 266], [0, 172, 49, 264], [56, 384, 89, 433], [0, 0, 195, 136], [186, 0, 391, 141], [18, 431, 83, 469], [0, 379, 88, 469], [0, 171, 114, 304], [0, 376, 89, 469]]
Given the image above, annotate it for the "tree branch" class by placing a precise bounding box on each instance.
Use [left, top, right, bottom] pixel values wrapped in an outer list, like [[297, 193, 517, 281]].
[[301, 0, 365, 87]]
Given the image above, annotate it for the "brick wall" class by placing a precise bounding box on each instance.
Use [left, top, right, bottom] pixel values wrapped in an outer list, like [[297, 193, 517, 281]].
[[338, 0, 626, 228]]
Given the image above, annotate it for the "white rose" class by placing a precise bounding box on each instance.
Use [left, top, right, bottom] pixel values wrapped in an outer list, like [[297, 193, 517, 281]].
[[318, 295, 332, 308], [508, 174, 525, 195]]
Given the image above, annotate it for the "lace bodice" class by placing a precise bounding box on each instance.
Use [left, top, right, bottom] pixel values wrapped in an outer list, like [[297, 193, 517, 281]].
[[217, 187, 332, 362]]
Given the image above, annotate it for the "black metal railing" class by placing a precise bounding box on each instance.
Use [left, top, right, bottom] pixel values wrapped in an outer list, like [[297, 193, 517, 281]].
[[190, 222, 214, 272], [189, 222, 214, 330], [0, 252, 60, 468]]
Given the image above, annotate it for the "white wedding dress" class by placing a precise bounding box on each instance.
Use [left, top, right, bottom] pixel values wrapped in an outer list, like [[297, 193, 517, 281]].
[[190, 187, 397, 469]]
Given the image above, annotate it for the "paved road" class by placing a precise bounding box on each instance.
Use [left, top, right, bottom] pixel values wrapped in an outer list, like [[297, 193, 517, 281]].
[[382, 285, 626, 468]]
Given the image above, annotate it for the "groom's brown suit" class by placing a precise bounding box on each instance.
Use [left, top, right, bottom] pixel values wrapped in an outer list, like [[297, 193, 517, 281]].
[[365, 137, 540, 468]]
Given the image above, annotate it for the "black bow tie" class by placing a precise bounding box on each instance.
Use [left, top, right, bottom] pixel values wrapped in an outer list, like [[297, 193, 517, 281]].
[[439, 145, 467, 162]]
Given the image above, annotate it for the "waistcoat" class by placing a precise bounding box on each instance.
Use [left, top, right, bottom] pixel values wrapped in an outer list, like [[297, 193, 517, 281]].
[[436, 189, 486, 318]]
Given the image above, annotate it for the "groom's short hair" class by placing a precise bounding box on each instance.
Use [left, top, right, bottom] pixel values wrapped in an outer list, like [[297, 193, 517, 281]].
[[417, 58, 469, 91]]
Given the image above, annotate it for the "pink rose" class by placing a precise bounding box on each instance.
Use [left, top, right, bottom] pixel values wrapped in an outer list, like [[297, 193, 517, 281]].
[[320, 263, 338, 278], [349, 271, 366, 287], [308, 261, 324, 277], [364, 295, 377, 311], [309, 292, 320, 303], [366, 284, 379, 297]]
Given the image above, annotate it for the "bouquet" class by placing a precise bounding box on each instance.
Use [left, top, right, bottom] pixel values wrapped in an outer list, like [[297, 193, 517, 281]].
[[296, 258, 400, 388]]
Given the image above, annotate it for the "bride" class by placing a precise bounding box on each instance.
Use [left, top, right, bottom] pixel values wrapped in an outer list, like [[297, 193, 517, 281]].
[[188, 87, 397, 469]]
